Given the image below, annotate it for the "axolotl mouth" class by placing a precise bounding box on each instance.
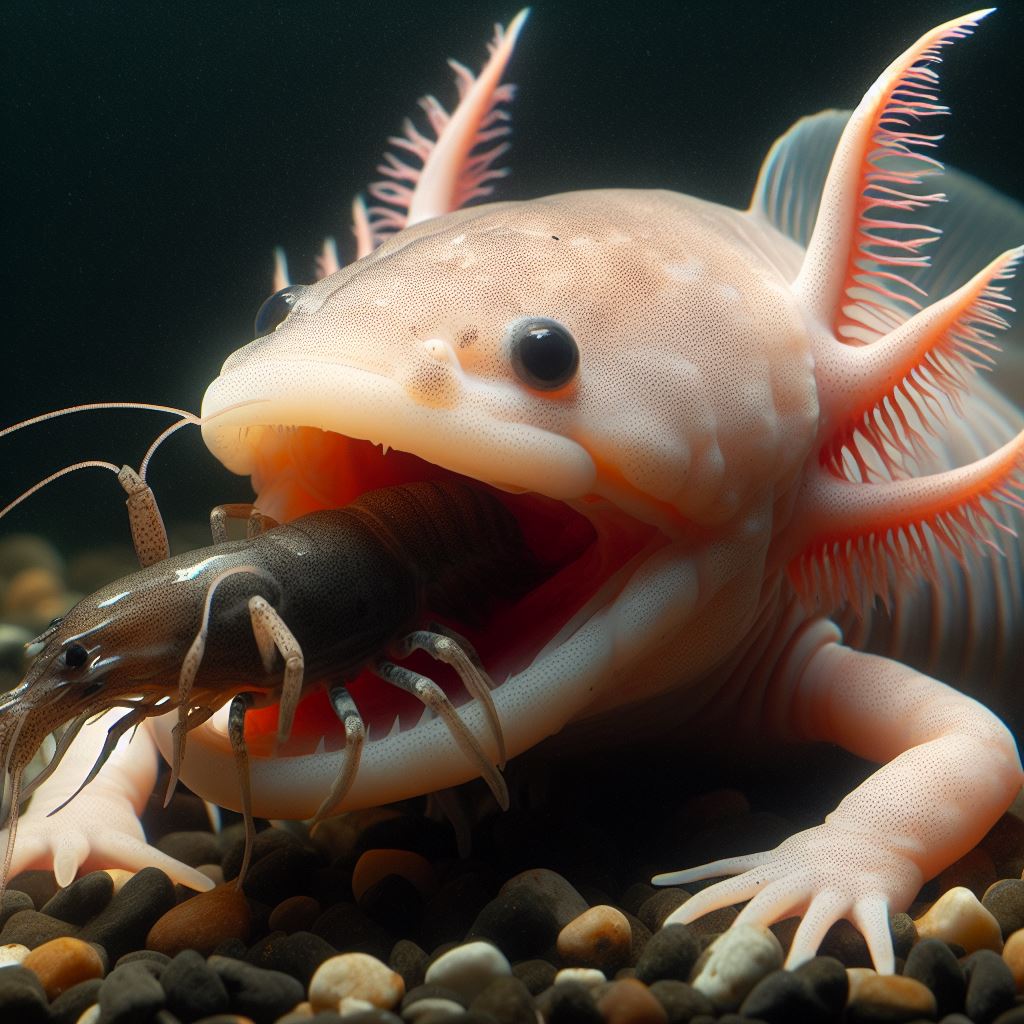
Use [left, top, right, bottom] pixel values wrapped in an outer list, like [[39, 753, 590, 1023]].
[[152, 366, 677, 818]]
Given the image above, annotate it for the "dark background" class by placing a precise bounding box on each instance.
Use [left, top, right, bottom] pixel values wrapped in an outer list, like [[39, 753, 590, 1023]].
[[3, 0, 1022, 554]]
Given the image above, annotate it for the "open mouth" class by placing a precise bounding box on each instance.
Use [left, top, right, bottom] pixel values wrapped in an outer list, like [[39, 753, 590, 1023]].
[[229, 426, 664, 758]]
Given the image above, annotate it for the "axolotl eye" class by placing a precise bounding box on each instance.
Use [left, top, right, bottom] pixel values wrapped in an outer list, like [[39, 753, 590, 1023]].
[[63, 643, 89, 669], [507, 318, 579, 391], [253, 285, 307, 338]]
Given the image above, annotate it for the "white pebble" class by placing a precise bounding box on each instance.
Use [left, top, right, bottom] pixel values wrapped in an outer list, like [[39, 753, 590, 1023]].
[[75, 1006, 100, 1024], [554, 967, 607, 989], [425, 940, 512, 1002], [309, 952, 405, 1011], [339, 995, 375, 1016], [0, 943, 30, 967], [691, 924, 784, 1010]]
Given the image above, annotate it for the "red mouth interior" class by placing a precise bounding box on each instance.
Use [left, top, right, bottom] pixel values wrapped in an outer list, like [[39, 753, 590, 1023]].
[[240, 428, 658, 754]]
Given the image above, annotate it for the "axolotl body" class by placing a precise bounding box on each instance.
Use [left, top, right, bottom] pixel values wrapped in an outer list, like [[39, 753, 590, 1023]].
[[3, 9, 1024, 973]]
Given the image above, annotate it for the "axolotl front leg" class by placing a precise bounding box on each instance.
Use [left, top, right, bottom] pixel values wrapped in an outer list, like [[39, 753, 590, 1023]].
[[657, 618, 1024, 973]]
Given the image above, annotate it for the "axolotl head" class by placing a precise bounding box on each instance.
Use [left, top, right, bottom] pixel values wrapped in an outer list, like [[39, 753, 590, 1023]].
[[183, 187, 821, 817]]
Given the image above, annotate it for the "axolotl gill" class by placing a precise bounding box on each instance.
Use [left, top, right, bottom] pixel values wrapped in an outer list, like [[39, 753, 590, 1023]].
[[2, 8, 1024, 974]]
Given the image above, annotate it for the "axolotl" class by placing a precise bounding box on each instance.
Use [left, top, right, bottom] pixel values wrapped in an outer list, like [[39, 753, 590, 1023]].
[[2, 8, 1023, 974]]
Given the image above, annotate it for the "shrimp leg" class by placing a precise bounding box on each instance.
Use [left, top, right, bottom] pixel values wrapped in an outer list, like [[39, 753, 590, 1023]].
[[308, 685, 366, 829], [395, 628, 506, 768], [372, 659, 509, 810], [210, 503, 279, 544], [228, 692, 257, 886], [247, 596, 305, 748]]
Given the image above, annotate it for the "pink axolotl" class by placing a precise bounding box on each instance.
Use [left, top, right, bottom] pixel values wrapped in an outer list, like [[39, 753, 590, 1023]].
[[2, 8, 1023, 975]]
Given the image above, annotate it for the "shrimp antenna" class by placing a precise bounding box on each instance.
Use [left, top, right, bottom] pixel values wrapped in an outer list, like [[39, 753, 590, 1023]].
[[0, 401, 201, 441]]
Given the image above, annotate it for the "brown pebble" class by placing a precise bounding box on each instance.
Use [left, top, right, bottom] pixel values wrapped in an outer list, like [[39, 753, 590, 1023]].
[[914, 885, 1002, 954], [2, 566, 63, 617], [269, 894, 322, 934], [846, 973, 937, 1022], [597, 977, 668, 1024], [557, 905, 633, 972], [351, 848, 437, 902], [1003, 927, 1024, 991], [146, 883, 251, 957], [103, 869, 135, 893], [22, 936, 105, 999]]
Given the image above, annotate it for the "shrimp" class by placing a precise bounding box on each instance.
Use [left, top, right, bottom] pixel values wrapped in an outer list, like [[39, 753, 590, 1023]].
[[0, 476, 535, 887]]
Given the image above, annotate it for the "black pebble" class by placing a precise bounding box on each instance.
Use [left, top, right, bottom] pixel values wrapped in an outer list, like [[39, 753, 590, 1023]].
[[470, 977, 537, 1024], [903, 938, 966, 1017], [41, 870, 115, 926], [359, 873, 423, 935], [0, 888, 34, 927], [0, 964, 50, 1024], [983, 879, 1024, 939], [648, 979, 715, 1022], [793, 957, 848, 1018], [79, 866, 176, 962], [0, 907, 77, 947], [207, 953, 305, 1024], [237, 843, 322, 905], [220, 825, 302, 882], [467, 885, 560, 962], [245, 929, 337, 987], [620, 883, 659, 916], [210, 937, 248, 960], [312, 901, 394, 961], [355, 813, 457, 861], [991, 1008, 1024, 1024], [402, 982, 468, 1009], [512, 958, 557, 994], [115, 950, 172, 972], [319, 1012, 402, 1024], [535, 980, 604, 1024], [50, 977, 103, 1024], [634, 923, 699, 984], [389, 937, 429, 991], [9, 869, 60, 908], [964, 949, 1017, 1024], [888, 913, 918, 961], [637, 889, 688, 931], [161, 948, 230, 1021], [99, 960, 167, 1024], [740, 967, 833, 1023], [155, 831, 222, 869]]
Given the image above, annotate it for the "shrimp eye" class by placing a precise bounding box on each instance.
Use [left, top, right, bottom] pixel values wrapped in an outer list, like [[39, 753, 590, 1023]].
[[254, 285, 306, 338], [64, 643, 89, 669], [508, 318, 579, 391]]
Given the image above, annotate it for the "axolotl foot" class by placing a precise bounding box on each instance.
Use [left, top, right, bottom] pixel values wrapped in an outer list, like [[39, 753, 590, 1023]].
[[654, 820, 926, 974]]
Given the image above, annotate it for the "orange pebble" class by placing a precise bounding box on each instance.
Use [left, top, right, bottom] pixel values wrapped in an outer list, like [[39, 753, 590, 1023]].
[[22, 936, 105, 999], [146, 883, 251, 957], [351, 849, 437, 902]]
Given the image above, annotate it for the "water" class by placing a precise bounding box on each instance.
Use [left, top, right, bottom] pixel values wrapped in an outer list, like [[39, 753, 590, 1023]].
[[2, 1, 1022, 551]]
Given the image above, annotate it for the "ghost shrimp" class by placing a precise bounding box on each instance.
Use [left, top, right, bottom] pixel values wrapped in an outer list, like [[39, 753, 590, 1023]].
[[1, 477, 533, 886]]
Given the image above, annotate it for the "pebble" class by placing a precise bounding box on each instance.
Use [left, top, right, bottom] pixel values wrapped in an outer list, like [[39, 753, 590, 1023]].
[[312, 902, 393, 962], [984, 879, 1024, 939], [469, 975, 537, 1024], [269, 896, 322, 934], [535, 979, 603, 1024], [553, 967, 606, 989], [208, 954, 307, 1024], [49, 977, 103, 1024], [466, 884, 560, 961], [0, 908, 78, 948], [964, 949, 1017, 1024], [739, 958, 847, 1024], [308, 952, 404, 1011], [690, 924, 784, 1010], [351, 849, 437, 903], [22, 936, 105, 999], [388, 939, 429, 993], [0, 963, 49, 1024], [597, 978, 669, 1024], [0, 942, 29, 966], [97, 961, 167, 1023], [903, 938, 966, 1018], [914, 885, 1003, 954], [846, 972, 937, 1023], [938, 848, 999, 899], [556, 905, 632, 973], [79, 867, 177, 962], [359, 874, 422, 936], [1003, 927, 1024, 990], [499, 869, 589, 929], [637, 890, 689, 932], [634, 923, 699, 984], [247, 930, 338, 988], [0, 889, 34, 927], [425, 941, 512, 1003], [888, 913, 918, 961], [161, 948, 230, 1020], [511, 958, 557, 995], [104, 869, 137, 893], [647, 978, 715, 1021], [146, 883, 252, 956], [41, 872, 114, 925]]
